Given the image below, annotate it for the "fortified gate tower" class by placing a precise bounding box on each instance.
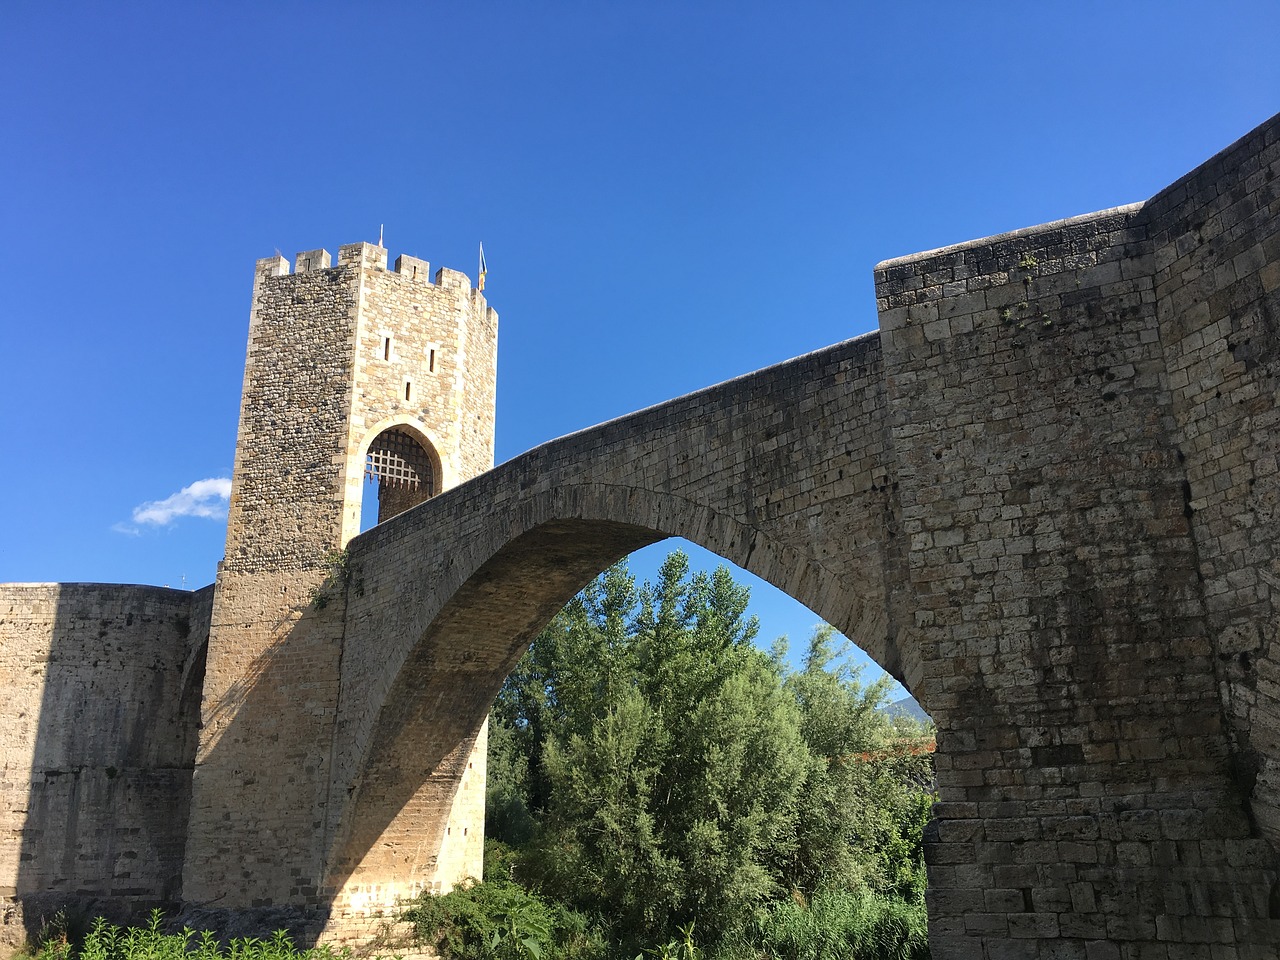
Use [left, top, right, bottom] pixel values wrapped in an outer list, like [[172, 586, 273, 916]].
[[182, 243, 497, 920]]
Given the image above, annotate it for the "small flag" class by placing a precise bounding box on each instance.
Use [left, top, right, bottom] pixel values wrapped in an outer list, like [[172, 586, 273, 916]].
[[478, 242, 488, 292]]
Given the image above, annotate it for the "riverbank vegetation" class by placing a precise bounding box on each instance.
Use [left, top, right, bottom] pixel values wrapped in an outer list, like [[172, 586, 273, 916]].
[[405, 552, 935, 959], [23, 911, 347, 960]]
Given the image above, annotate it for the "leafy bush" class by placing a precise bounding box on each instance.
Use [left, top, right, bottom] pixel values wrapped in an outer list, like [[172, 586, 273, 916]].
[[403, 879, 605, 960]]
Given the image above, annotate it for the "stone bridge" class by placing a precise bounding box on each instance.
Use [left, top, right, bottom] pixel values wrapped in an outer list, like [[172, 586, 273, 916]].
[[181, 113, 1280, 957], [2, 114, 1278, 958]]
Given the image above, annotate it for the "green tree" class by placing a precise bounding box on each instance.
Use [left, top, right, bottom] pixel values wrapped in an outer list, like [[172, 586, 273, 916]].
[[495, 562, 640, 819], [499, 554, 810, 947], [486, 714, 536, 848], [484, 550, 935, 956], [780, 626, 933, 902]]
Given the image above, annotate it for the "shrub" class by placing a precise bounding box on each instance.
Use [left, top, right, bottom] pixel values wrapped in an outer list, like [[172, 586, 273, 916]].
[[31, 911, 357, 960], [748, 885, 929, 960], [403, 879, 605, 960]]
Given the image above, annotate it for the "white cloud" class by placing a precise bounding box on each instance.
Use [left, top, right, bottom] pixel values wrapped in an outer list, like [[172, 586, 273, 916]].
[[125, 477, 232, 529]]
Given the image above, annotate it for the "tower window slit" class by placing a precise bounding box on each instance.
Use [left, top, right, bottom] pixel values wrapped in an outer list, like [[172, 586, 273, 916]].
[[429, 348, 435, 372], [405, 381, 412, 401], [383, 337, 392, 361]]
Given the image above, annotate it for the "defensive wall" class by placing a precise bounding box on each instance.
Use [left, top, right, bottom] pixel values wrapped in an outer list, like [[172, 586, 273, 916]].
[[0, 113, 1277, 958], [0, 584, 210, 934]]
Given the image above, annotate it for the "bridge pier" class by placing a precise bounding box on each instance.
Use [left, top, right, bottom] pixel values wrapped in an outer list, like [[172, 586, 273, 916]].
[[877, 113, 1280, 955]]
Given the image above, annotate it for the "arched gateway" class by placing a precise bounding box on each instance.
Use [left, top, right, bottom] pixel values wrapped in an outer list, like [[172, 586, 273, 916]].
[[3, 115, 1280, 958], [362, 424, 441, 524]]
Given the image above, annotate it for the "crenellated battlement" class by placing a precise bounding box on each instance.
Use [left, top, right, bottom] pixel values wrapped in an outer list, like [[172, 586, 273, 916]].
[[394, 253, 430, 282], [295, 249, 332, 273], [337, 242, 385, 270], [233, 237, 499, 569], [255, 243, 483, 292]]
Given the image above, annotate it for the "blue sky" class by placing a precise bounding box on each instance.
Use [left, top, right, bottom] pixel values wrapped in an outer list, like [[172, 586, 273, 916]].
[[2, 3, 1276, 695]]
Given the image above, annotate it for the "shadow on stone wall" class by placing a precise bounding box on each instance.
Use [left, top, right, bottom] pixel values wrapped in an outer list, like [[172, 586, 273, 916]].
[[4, 583, 209, 947]]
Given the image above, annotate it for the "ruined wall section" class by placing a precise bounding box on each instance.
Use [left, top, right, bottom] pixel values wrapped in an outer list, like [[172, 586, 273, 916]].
[[876, 198, 1280, 954], [1146, 116, 1280, 847], [0, 583, 210, 946]]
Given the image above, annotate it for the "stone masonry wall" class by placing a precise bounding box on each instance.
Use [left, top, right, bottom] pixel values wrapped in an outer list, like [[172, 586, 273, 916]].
[[342, 242, 497, 540], [0, 583, 210, 948], [222, 253, 359, 575], [876, 158, 1280, 954], [183, 249, 362, 913], [1146, 120, 1280, 851]]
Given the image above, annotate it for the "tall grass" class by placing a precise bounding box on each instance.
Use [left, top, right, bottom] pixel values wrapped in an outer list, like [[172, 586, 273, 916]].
[[733, 885, 929, 960]]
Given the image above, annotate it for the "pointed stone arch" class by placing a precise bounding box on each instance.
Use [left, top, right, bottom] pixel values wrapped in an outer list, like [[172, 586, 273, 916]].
[[318, 461, 911, 931]]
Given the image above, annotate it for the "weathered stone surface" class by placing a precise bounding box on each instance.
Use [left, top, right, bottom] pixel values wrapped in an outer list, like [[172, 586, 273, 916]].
[[0, 583, 210, 945], [184, 243, 497, 929]]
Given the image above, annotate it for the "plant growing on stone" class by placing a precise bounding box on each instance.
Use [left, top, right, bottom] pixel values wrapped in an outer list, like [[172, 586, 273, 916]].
[[308, 548, 351, 610]]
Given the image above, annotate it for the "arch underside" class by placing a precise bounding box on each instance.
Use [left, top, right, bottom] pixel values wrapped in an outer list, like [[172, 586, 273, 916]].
[[322, 473, 905, 918], [321, 330, 902, 915]]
